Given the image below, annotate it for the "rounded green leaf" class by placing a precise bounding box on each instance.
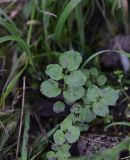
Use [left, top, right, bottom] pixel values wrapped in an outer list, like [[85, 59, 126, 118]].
[[85, 80, 93, 87], [67, 114, 77, 123], [64, 99, 74, 105], [93, 99, 109, 117], [61, 117, 73, 131], [40, 79, 61, 98], [56, 144, 71, 159], [53, 101, 65, 113], [97, 75, 107, 86], [65, 126, 80, 143], [81, 69, 90, 78], [47, 151, 56, 160], [53, 130, 65, 145], [51, 143, 59, 151], [79, 107, 96, 123], [102, 87, 119, 106], [45, 64, 63, 80], [82, 85, 102, 104], [63, 87, 85, 102], [59, 50, 82, 71], [89, 67, 99, 77], [64, 70, 87, 87]]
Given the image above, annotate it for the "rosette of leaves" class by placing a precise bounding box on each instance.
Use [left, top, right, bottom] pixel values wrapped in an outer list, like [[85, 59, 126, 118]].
[[54, 117, 80, 145], [40, 50, 87, 113], [48, 117, 81, 160], [47, 143, 71, 160], [56, 144, 71, 160], [82, 85, 120, 117], [40, 51, 120, 160]]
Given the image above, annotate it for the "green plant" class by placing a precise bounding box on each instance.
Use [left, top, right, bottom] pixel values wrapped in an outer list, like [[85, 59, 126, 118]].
[[1, 1, 130, 159], [40, 50, 120, 160]]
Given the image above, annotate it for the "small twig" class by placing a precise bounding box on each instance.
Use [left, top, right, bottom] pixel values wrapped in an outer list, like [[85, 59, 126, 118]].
[[34, 113, 48, 143], [16, 77, 26, 160]]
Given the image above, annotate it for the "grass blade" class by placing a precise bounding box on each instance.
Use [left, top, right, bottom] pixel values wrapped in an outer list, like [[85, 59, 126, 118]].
[[21, 111, 30, 160], [0, 8, 21, 36], [0, 62, 27, 107], [0, 35, 30, 107], [81, 49, 130, 68], [54, 0, 82, 39], [105, 122, 130, 131], [30, 123, 60, 160], [0, 35, 31, 62], [75, 2, 85, 54]]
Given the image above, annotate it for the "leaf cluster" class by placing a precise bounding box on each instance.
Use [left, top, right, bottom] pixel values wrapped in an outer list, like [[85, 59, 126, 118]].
[[40, 50, 87, 113], [47, 117, 80, 160], [82, 67, 107, 87], [40, 51, 120, 160]]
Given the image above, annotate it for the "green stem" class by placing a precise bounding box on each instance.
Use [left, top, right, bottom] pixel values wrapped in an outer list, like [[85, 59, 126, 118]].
[[27, 2, 35, 46], [120, 81, 130, 101]]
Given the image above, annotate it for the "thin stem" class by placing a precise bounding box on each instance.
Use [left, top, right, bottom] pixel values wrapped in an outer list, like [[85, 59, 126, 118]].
[[27, 2, 35, 46], [120, 81, 130, 102], [16, 77, 26, 160]]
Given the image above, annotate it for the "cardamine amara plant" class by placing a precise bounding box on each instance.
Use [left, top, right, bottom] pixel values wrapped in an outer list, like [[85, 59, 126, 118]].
[[40, 50, 120, 160]]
